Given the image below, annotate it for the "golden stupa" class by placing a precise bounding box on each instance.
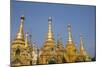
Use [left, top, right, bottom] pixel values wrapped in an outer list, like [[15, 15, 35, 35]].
[[11, 16, 92, 66], [64, 24, 78, 62], [11, 16, 33, 66], [38, 17, 63, 64]]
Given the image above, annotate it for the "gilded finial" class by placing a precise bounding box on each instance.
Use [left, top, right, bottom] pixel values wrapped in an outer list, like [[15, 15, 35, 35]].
[[16, 15, 25, 39], [67, 24, 73, 43], [79, 34, 87, 55], [79, 34, 91, 61], [25, 32, 29, 47], [80, 34, 84, 50], [46, 16, 54, 40]]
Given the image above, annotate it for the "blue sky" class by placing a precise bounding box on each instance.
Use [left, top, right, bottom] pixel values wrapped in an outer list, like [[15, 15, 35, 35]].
[[11, 1, 96, 58]]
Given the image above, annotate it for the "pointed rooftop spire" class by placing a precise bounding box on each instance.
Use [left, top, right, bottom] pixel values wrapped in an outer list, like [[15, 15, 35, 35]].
[[80, 34, 84, 50], [80, 34, 86, 55], [46, 16, 54, 41], [25, 32, 29, 47], [67, 24, 73, 43], [16, 15, 25, 39], [79, 34, 91, 61], [28, 33, 33, 47]]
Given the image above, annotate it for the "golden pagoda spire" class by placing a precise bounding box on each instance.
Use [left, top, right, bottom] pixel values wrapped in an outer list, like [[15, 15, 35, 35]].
[[25, 32, 29, 47], [39, 16, 56, 64], [64, 24, 77, 62], [16, 15, 25, 39], [46, 16, 54, 41], [79, 34, 91, 61], [67, 24, 73, 44], [80, 34, 86, 55]]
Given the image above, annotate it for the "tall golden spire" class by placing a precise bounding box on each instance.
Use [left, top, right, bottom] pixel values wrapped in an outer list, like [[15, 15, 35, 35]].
[[80, 34, 86, 55], [67, 24, 73, 44], [79, 34, 91, 61], [39, 16, 56, 64], [46, 16, 54, 41], [64, 24, 77, 62], [16, 15, 25, 40]]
